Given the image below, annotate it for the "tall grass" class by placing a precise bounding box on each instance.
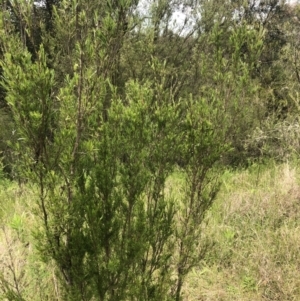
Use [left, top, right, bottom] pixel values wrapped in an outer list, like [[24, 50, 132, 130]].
[[0, 181, 62, 300], [184, 161, 300, 300], [1, 161, 300, 300]]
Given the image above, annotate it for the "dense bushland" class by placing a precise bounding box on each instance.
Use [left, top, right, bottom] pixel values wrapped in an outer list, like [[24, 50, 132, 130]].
[[0, 0, 300, 300]]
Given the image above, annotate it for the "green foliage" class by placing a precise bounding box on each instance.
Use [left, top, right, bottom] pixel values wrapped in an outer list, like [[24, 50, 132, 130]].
[[0, 109, 16, 178], [0, 0, 283, 300]]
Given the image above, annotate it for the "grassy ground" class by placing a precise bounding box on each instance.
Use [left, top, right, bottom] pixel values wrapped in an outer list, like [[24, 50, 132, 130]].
[[1, 161, 300, 300], [0, 180, 57, 300], [183, 161, 300, 301]]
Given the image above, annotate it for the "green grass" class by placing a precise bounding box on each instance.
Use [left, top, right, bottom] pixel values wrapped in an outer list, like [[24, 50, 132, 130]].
[[183, 161, 300, 300], [1, 161, 300, 300], [0, 181, 60, 301]]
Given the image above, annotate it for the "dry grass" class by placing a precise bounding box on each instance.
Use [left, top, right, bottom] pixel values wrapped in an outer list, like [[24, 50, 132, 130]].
[[1, 161, 300, 300], [183, 161, 300, 301], [0, 181, 60, 301]]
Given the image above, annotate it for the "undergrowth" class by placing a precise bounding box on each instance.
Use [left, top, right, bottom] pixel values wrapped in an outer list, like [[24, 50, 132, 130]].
[[1, 161, 300, 300], [184, 160, 300, 301], [0, 182, 61, 300]]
